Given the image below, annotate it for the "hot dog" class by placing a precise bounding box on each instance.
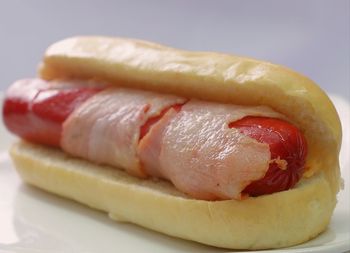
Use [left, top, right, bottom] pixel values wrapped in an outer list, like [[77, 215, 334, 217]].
[[3, 36, 341, 249], [4, 78, 307, 199]]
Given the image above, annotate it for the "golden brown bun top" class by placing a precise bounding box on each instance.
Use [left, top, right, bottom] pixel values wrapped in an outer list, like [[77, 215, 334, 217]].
[[39, 36, 341, 193]]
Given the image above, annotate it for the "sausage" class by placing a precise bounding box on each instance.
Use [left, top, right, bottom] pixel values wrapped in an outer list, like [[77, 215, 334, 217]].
[[3, 79, 307, 197], [3, 79, 102, 146], [229, 117, 307, 196]]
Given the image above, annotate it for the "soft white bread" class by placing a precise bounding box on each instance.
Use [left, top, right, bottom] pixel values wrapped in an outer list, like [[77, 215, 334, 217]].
[[8, 36, 342, 249]]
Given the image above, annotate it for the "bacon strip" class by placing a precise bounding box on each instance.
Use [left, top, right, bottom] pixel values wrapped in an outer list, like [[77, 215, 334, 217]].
[[144, 100, 284, 200], [61, 88, 186, 177]]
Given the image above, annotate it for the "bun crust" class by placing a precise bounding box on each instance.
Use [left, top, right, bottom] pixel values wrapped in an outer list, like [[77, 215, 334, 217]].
[[11, 141, 336, 249], [40, 36, 341, 191]]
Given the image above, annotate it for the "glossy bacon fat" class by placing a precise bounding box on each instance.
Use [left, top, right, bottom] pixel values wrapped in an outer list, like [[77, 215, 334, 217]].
[[3, 79, 307, 200]]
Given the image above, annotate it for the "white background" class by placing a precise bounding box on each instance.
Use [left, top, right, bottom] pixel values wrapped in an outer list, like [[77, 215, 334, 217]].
[[0, 0, 349, 100]]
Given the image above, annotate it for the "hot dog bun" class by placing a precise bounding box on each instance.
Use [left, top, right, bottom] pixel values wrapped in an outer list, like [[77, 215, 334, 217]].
[[9, 36, 341, 249]]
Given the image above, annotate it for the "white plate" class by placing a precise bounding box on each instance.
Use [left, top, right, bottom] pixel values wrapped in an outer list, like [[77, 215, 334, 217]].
[[0, 94, 349, 253]]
